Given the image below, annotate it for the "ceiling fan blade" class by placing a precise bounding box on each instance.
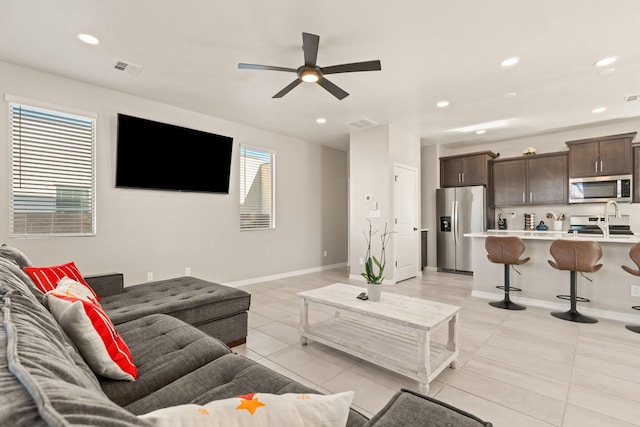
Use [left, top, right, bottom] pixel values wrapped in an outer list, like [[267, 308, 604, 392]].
[[317, 77, 349, 100], [238, 63, 297, 73], [321, 60, 382, 75], [302, 32, 320, 67], [273, 79, 302, 98]]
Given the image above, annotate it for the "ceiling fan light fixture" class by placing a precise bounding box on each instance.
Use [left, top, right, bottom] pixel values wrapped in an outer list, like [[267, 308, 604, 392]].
[[240, 32, 380, 99], [301, 70, 319, 83]]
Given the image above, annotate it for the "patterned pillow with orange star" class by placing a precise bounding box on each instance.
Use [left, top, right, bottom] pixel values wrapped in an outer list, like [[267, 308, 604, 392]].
[[138, 391, 354, 427]]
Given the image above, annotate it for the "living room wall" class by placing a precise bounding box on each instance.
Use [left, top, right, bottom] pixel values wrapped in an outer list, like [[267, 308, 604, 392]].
[[0, 61, 348, 285]]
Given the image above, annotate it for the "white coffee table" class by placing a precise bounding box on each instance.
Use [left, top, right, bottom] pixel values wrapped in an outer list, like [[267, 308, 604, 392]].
[[298, 283, 460, 393]]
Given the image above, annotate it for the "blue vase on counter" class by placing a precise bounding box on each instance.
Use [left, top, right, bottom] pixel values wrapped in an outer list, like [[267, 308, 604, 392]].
[[536, 221, 548, 231]]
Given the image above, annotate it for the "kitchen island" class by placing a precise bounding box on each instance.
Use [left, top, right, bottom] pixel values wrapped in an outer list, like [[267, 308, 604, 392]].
[[464, 230, 640, 322]]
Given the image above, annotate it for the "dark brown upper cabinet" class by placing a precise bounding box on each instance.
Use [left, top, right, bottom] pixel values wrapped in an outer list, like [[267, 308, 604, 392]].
[[566, 132, 635, 178], [492, 152, 568, 207], [440, 151, 497, 188]]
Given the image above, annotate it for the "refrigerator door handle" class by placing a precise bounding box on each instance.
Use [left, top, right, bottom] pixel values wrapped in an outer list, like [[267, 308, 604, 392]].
[[452, 200, 458, 245]]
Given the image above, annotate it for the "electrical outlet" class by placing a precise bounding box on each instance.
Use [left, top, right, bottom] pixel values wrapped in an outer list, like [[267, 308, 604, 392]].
[[359, 257, 364, 265], [146, 272, 153, 282], [185, 267, 191, 276], [632, 285, 640, 297], [323, 250, 327, 258]]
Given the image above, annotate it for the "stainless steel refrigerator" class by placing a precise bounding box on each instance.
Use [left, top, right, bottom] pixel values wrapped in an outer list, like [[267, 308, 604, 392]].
[[436, 186, 488, 273]]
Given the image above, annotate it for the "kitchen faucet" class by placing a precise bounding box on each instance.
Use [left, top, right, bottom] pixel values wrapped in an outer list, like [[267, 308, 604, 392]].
[[597, 200, 621, 238]]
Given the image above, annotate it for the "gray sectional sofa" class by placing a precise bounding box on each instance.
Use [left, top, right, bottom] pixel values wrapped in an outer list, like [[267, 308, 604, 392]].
[[85, 273, 250, 347], [0, 245, 493, 426]]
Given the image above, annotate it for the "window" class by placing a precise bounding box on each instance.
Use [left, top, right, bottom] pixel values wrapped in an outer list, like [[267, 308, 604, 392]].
[[9, 102, 96, 237], [240, 145, 275, 230]]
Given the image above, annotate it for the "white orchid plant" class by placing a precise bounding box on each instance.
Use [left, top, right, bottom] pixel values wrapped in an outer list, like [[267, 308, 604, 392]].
[[361, 219, 393, 285]]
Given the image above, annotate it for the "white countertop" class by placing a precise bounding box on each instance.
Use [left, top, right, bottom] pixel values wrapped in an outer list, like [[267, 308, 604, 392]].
[[465, 229, 640, 244]]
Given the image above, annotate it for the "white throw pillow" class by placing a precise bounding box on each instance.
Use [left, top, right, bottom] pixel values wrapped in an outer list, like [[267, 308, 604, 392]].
[[138, 391, 354, 427], [44, 278, 137, 381]]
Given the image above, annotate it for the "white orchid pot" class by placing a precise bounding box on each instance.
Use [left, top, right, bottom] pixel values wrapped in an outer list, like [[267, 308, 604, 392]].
[[367, 283, 382, 302]]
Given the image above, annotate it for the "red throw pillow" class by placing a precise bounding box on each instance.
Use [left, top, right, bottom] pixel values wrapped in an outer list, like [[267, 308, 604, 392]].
[[24, 261, 97, 298], [44, 279, 137, 381]]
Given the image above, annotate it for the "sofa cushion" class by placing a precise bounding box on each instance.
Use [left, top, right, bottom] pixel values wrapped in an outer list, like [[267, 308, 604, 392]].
[[99, 276, 250, 327], [0, 244, 32, 269], [100, 314, 232, 407], [0, 288, 147, 427], [364, 389, 493, 427], [125, 353, 368, 427], [45, 278, 138, 381], [0, 255, 46, 303], [138, 391, 354, 427], [0, 258, 96, 378]]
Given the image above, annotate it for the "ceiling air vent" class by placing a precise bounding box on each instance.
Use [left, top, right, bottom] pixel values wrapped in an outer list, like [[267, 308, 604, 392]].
[[624, 94, 640, 102], [348, 118, 377, 129], [113, 60, 143, 76]]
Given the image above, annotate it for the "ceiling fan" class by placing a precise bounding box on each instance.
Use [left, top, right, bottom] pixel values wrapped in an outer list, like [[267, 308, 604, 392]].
[[238, 32, 381, 100]]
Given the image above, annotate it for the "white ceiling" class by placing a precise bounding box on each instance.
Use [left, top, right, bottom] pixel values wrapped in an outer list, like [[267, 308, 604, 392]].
[[2, 0, 640, 151]]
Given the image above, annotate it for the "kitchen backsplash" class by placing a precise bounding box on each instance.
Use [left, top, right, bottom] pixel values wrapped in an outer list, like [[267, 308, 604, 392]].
[[493, 203, 639, 232]]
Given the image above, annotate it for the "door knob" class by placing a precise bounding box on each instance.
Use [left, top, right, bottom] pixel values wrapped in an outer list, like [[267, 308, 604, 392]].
[[413, 227, 418, 231]]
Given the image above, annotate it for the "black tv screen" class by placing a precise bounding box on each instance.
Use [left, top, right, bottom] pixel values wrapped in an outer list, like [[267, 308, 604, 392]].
[[115, 114, 233, 193]]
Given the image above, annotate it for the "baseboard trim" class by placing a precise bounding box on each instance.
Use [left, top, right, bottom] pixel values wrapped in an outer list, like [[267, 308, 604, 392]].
[[224, 263, 348, 288], [472, 290, 640, 324]]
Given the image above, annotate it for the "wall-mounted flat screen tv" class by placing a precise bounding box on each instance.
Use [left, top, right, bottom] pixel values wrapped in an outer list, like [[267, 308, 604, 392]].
[[116, 114, 233, 194]]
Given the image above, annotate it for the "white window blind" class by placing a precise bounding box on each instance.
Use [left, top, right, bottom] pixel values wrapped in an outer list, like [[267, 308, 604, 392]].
[[240, 145, 275, 230], [9, 103, 96, 237]]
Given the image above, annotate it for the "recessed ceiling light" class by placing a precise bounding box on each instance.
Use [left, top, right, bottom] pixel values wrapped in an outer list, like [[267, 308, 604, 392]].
[[316, 117, 327, 124], [592, 107, 606, 114], [476, 130, 486, 135], [500, 57, 519, 67], [78, 33, 100, 45], [505, 92, 518, 98], [595, 57, 617, 67], [449, 119, 516, 133], [436, 100, 450, 108]]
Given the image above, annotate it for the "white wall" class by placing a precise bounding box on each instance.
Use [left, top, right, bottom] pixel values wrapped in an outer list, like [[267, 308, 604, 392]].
[[0, 61, 348, 285], [349, 125, 391, 281], [349, 124, 420, 282], [420, 144, 439, 267], [421, 120, 640, 268]]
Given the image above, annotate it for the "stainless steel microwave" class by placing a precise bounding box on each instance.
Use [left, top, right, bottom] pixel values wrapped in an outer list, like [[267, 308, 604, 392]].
[[569, 175, 632, 203]]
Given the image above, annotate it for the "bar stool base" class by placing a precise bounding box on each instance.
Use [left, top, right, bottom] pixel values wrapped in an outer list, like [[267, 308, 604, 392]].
[[626, 325, 640, 334], [551, 310, 597, 323], [489, 299, 526, 310]]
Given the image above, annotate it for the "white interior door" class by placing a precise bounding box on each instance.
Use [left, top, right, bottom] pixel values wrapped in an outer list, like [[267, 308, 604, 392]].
[[394, 164, 419, 282]]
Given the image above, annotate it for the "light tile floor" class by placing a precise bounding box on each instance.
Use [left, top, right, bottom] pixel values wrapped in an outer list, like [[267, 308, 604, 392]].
[[233, 268, 640, 426]]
